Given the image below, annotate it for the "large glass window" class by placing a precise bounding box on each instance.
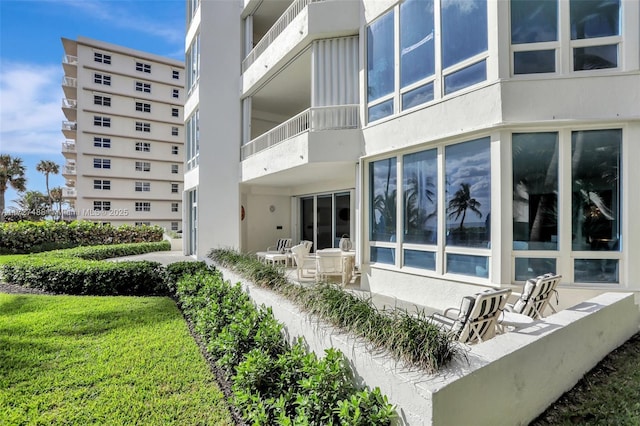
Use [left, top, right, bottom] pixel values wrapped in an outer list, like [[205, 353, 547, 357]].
[[571, 129, 621, 252], [570, 0, 620, 40], [400, 0, 435, 88], [441, 0, 487, 69], [370, 158, 397, 243], [367, 11, 395, 103], [445, 137, 491, 248], [403, 149, 437, 244], [186, 109, 200, 170], [511, 0, 558, 44], [187, 34, 200, 93], [512, 132, 558, 250]]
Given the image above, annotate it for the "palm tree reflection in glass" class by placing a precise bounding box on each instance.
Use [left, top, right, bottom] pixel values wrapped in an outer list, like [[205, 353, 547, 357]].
[[447, 183, 483, 244]]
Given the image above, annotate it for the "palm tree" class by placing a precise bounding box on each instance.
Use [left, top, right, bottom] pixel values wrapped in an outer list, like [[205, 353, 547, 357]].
[[13, 190, 48, 221], [0, 154, 27, 222], [36, 160, 59, 209], [50, 187, 64, 221], [447, 183, 482, 231]]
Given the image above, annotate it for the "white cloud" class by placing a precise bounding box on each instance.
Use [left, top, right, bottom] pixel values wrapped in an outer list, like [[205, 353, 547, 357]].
[[0, 62, 64, 155], [60, 0, 184, 45]]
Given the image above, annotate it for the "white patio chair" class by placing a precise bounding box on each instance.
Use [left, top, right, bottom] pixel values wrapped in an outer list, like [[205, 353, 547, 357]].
[[506, 273, 561, 319], [315, 249, 343, 283], [431, 288, 512, 344], [290, 243, 317, 280]]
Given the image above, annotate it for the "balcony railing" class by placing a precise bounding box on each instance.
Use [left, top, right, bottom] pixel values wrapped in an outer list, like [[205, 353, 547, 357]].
[[241, 104, 359, 159], [63, 165, 76, 175], [62, 121, 77, 131], [62, 98, 77, 109], [62, 76, 77, 88], [62, 188, 77, 198], [242, 0, 325, 72], [63, 55, 78, 65], [62, 141, 76, 152]]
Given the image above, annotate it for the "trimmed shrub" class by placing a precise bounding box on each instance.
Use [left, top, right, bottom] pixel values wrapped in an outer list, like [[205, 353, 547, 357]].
[[2, 258, 167, 296], [0, 221, 164, 254], [165, 261, 213, 293], [174, 270, 395, 425], [0, 241, 171, 296]]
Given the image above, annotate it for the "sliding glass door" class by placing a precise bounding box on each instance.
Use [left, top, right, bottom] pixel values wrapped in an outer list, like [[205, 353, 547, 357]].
[[300, 191, 352, 251]]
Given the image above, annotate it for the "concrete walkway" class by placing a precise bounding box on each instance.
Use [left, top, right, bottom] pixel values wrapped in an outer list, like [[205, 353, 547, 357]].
[[107, 250, 198, 266]]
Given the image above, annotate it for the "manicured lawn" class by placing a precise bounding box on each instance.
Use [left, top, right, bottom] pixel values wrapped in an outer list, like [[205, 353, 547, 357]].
[[0, 294, 233, 425], [532, 332, 640, 425]]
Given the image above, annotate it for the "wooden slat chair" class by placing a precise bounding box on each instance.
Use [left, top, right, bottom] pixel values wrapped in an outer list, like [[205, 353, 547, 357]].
[[432, 288, 512, 344]]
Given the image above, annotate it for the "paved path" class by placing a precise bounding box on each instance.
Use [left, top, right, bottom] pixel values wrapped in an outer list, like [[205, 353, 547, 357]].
[[108, 250, 198, 266]]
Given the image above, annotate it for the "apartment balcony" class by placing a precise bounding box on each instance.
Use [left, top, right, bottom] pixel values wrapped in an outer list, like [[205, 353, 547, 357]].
[[62, 187, 77, 198], [240, 105, 361, 184], [241, 0, 358, 96], [62, 164, 76, 177], [62, 121, 77, 139], [62, 98, 77, 121], [62, 76, 77, 99], [61, 140, 76, 159], [62, 54, 77, 78]]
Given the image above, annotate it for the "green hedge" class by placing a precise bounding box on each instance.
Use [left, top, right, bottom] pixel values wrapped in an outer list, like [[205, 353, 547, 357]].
[[0, 221, 164, 254], [0, 242, 171, 296], [176, 271, 395, 425]]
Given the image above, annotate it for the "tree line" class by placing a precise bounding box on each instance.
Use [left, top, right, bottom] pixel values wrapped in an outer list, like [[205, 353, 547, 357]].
[[0, 154, 69, 222]]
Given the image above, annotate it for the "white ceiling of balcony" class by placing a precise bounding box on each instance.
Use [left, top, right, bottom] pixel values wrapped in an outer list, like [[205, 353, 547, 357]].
[[251, 49, 311, 118]]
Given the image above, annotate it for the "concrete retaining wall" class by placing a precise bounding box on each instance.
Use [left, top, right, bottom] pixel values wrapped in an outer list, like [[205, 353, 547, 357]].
[[215, 265, 640, 425]]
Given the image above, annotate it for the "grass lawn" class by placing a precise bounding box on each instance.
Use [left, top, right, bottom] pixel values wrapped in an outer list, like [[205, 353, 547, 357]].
[[532, 332, 640, 425], [0, 294, 233, 425]]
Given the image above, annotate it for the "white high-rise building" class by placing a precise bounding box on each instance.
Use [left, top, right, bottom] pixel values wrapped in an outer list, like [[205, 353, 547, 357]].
[[185, 0, 640, 310], [61, 36, 185, 231]]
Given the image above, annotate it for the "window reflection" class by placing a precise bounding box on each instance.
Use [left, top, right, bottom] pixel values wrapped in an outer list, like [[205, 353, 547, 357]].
[[514, 50, 556, 74], [445, 137, 491, 248], [400, 0, 435, 87], [571, 129, 621, 252], [574, 44, 617, 71], [512, 133, 558, 250], [570, 0, 620, 40], [511, 0, 558, 44], [367, 11, 395, 103], [444, 60, 486, 95], [370, 158, 397, 242], [403, 149, 437, 244], [441, 0, 487, 68]]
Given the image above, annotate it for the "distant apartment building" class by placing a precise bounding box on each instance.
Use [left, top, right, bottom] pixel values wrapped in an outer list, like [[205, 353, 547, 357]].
[[61, 36, 185, 231], [186, 0, 640, 310]]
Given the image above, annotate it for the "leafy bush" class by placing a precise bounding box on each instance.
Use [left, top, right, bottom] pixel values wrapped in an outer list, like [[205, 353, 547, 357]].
[[0, 242, 171, 296], [2, 258, 167, 296], [175, 270, 396, 425], [165, 261, 213, 293], [0, 221, 164, 254], [208, 248, 458, 373]]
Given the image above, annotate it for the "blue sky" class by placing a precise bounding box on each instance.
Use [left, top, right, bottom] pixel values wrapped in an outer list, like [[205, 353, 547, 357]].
[[0, 0, 184, 209]]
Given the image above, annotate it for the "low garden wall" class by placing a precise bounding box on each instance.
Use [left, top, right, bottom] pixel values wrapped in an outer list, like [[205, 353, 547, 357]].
[[215, 264, 640, 425]]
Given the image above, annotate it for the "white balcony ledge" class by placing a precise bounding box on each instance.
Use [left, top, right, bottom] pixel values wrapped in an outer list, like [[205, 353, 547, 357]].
[[241, 105, 359, 159]]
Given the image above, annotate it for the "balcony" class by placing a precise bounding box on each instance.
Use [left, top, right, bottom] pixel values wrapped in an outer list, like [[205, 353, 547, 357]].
[[240, 105, 361, 184], [242, 0, 358, 95], [62, 164, 76, 177], [62, 54, 77, 78], [62, 76, 77, 98], [62, 98, 77, 121], [62, 140, 76, 159], [62, 121, 77, 139], [242, 105, 359, 159], [62, 187, 77, 198]]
